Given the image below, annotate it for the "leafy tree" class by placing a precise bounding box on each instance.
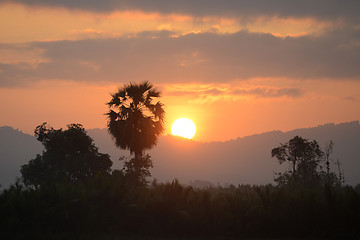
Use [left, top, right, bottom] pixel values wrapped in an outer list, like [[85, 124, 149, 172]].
[[106, 81, 165, 184], [21, 123, 112, 188], [271, 136, 324, 186], [120, 154, 154, 185]]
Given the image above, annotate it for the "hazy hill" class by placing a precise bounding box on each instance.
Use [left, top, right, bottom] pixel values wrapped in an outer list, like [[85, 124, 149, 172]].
[[1, 121, 360, 188], [152, 122, 360, 185], [88, 121, 360, 186], [0, 127, 43, 188]]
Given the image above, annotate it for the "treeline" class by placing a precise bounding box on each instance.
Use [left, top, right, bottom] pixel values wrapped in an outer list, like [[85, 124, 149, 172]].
[[1, 121, 359, 239], [1, 82, 360, 239], [1, 177, 360, 239]]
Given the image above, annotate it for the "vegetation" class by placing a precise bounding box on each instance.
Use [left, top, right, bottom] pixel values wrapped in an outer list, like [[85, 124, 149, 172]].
[[1, 178, 359, 239], [2, 131, 360, 239], [106, 81, 165, 184], [20, 123, 112, 189], [1, 83, 359, 239], [271, 136, 343, 187]]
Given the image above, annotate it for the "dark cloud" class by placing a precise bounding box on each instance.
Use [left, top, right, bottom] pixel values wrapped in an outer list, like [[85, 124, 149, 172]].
[[1, 28, 359, 87], [166, 88, 224, 97], [166, 86, 304, 100], [232, 87, 305, 98], [0, 63, 31, 87], [204, 88, 223, 95], [342, 96, 358, 102], [166, 85, 228, 97], [3, 0, 360, 23]]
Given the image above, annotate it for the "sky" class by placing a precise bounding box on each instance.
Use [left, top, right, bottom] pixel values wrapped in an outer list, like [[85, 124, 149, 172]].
[[0, 0, 359, 142]]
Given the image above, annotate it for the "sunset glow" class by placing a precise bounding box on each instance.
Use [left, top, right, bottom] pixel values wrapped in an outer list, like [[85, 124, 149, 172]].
[[0, 3, 341, 43], [1, 2, 360, 237], [0, 0, 359, 142], [171, 118, 196, 139]]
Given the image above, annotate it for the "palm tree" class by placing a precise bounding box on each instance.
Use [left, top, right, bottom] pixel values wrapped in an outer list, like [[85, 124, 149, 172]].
[[106, 81, 165, 182]]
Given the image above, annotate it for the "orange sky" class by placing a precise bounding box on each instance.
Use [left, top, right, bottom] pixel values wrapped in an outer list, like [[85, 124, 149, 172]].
[[1, 1, 359, 142]]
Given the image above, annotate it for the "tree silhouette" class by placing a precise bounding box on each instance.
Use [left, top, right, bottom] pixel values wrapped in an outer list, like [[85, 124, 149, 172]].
[[271, 136, 324, 186], [21, 123, 112, 188], [322, 140, 344, 186], [106, 81, 165, 183]]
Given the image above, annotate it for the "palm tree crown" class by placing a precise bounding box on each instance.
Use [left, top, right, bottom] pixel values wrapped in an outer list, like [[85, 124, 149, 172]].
[[106, 81, 165, 157]]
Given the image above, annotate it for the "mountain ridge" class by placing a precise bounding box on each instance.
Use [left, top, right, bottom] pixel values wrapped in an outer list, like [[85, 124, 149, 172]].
[[1, 121, 359, 188]]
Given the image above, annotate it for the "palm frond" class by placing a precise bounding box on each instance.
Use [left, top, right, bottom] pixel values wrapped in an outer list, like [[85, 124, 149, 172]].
[[154, 102, 165, 121], [106, 81, 165, 155], [147, 89, 161, 98]]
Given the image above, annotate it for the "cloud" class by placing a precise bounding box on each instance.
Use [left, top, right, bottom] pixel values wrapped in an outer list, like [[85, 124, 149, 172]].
[[165, 83, 305, 103], [165, 84, 227, 96], [0, 3, 351, 44], [0, 27, 359, 87], [0, 43, 49, 67], [342, 96, 359, 102], [4, 0, 360, 23], [232, 87, 304, 98]]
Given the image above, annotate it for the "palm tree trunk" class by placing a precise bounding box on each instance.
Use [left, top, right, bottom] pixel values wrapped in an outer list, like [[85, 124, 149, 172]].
[[134, 150, 143, 181]]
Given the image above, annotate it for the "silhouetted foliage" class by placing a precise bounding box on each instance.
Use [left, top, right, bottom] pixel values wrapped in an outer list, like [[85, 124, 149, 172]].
[[20, 123, 112, 188], [121, 154, 153, 185], [2, 130, 359, 239], [106, 81, 165, 184], [1, 179, 359, 239], [272, 136, 343, 187]]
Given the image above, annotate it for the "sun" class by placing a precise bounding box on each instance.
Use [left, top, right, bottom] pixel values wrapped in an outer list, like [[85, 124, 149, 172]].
[[171, 118, 196, 139]]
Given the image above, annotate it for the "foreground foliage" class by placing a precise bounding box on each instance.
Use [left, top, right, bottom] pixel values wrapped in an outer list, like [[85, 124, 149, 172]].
[[1, 178, 359, 239], [272, 136, 343, 187], [20, 123, 112, 188], [3, 123, 359, 239], [106, 81, 165, 184]]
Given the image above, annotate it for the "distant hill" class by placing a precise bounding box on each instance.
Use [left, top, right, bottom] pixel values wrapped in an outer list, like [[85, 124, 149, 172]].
[[0, 127, 43, 188], [89, 121, 360, 186], [1, 121, 360, 188]]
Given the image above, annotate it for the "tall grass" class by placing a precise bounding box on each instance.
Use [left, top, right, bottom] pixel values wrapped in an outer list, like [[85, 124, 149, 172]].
[[1, 176, 359, 239]]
